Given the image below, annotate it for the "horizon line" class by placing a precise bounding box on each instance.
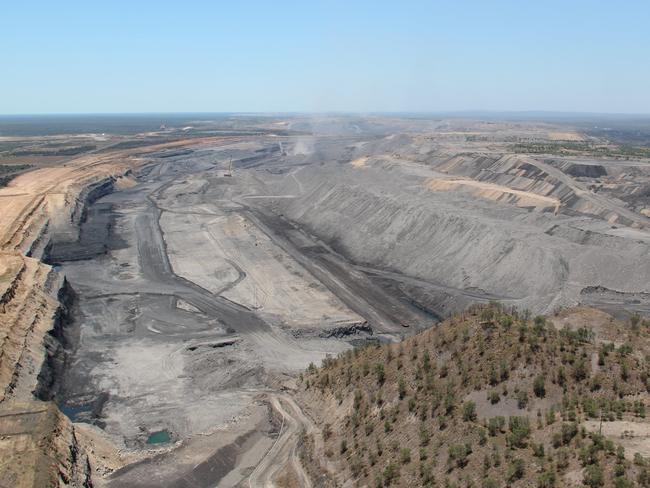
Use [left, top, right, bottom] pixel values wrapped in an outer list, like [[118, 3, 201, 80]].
[[1, 110, 650, 118]]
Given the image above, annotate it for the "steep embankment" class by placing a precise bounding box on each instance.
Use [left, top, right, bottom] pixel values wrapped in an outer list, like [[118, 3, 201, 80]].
[[298, 304, 650, 487], [0, 254, 70, 404]]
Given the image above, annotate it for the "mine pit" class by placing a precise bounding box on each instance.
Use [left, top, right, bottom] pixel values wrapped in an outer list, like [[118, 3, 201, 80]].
[[1, 116, 649, 487]]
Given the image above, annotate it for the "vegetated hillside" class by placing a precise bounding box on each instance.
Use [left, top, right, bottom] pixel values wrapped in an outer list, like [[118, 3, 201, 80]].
[[297, 304, 650, 488]]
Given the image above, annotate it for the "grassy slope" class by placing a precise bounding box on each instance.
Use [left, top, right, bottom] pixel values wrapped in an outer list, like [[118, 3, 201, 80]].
[[298, 304, 650, 488]]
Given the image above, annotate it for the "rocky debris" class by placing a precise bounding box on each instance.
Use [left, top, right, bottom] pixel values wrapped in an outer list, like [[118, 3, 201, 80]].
[[318, 322, 373, 339], [186, 338, 240, 351]]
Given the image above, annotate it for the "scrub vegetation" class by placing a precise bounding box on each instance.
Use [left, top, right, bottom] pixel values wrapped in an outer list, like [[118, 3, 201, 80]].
[[299, 303, 650, 487], [511, 141, 650, 159]]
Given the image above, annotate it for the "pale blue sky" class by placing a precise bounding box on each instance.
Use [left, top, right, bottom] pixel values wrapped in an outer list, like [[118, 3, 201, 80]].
[[1, 1, 649, 114]]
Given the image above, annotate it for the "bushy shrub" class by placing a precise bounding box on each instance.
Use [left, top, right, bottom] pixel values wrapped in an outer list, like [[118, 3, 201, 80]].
[[383, 462, 400, 485], [487, 416, 505, 436], [375, 363, 385, 385], [400, 448, 411, 464], [448, 443, 472, 469], [488, 390, 500, 404], [583, 464, 604, 487], [516, 390, 529, 409], [533, 375, 546, 398], [508, 416, 531, 448], [462, 401, 477, 422], [507, 458, 525, 481]]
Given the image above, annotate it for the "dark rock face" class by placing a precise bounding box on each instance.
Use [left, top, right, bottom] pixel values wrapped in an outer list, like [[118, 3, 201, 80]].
[[34, 278, 77, 402], [319, 322, 373, 339], [46, 179, 127, 264], [565, 163, 607, 178]]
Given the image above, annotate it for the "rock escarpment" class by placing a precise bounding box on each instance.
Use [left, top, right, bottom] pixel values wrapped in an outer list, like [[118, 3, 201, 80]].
[[0, 137, 218, 487]]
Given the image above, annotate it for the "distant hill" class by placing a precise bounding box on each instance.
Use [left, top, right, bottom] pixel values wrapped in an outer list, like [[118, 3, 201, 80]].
[[297, 304, 650, 487]]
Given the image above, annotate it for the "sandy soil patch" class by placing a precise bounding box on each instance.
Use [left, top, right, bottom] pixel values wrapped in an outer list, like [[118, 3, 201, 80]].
[[550, 307, 620, 343], [425, 177, 561, 211], [351, 156, 369, 168], [0, 253, 23, 290], [114, 175, 137, 190], [548, 131, 585, 141], [584, 420, 650, 458]]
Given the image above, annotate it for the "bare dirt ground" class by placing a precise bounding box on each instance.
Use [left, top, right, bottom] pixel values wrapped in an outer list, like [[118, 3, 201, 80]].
[[584, 420, 650, 459], [248, 394, 313, 488]]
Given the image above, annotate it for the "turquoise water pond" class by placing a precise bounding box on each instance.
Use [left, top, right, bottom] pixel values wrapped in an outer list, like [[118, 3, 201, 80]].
[[146, 430, 171, 444]]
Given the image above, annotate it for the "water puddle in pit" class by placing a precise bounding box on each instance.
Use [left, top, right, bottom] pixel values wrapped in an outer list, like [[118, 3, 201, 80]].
[[58, 393, 109, 425], [146, 430, 171, 444], [60, 402, 94, 421]]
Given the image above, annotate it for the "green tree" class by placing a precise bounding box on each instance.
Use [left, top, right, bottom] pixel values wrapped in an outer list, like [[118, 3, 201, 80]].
[[487, 416, 505, 436], [463, 401, 477, 422], [508, 416, 531, 448], [448, 443, 472, 469], [533, 375, 546, 398], [537, 470, 557, 488], [516, 390, 529, 409], [375, 363, 386, 385], [398, 378, 407, 399], [583, 464, 604, 487], [400, 448, 411, 464], [383, 462, 400, 485], [573, 358, 589, 381], [560, 422, 578, 445], [488, 390, 500, 404], [483, 479, 498, 488], [507, 458, 525, 481]]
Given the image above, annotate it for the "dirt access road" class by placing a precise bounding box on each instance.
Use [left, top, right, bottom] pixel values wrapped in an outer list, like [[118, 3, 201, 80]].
[[248, 394, 314, 488]]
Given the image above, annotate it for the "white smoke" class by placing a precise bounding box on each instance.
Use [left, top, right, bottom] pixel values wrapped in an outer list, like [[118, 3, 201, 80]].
[[291, 136, 315, 156]]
